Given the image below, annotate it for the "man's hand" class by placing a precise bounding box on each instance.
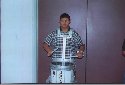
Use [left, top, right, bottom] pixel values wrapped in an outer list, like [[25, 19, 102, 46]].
[[76, 50, 84, 59], [43, 43, 53, 57], [47, 50, 53, 57]]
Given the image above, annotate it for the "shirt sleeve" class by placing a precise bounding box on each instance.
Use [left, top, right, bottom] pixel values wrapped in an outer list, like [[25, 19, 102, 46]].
[[122, 39, 125, 51], [44, 31, 55, 46], [73, 31, 83, 48]]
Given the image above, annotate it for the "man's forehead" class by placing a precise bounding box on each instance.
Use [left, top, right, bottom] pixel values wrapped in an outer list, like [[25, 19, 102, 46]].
[[60, 18, 70, 20]]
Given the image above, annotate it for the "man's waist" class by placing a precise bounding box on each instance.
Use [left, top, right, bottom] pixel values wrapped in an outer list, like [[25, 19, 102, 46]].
[[51, 62, 74, 66], [52, 55, 76, 58]]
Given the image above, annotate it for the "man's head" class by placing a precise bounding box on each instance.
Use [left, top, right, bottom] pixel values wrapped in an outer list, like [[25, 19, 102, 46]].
[[59, 13, 71, 29], [60, 13, 70, 21]]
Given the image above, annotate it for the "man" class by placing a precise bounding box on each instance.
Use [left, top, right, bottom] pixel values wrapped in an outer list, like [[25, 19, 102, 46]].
[[43, 13, 85, 83]]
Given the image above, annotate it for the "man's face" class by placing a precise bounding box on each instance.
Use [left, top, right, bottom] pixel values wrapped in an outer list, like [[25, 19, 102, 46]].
[[59, 18, 71, 29]]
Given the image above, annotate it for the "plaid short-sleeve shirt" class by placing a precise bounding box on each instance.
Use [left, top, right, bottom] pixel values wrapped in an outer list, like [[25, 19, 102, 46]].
[[44, 28, 83, 58]]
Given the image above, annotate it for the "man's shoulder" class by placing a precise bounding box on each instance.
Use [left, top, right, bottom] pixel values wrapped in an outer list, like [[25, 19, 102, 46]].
[[70, 28, 79, 35], [46, 29, 58, 37]]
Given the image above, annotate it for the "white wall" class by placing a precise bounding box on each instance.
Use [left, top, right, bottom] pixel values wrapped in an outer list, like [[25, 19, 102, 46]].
[[1, 0, 38, 83]]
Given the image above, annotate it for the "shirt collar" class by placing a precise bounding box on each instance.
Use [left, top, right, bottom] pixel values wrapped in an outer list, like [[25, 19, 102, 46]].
[[60, 27, 70, 33]]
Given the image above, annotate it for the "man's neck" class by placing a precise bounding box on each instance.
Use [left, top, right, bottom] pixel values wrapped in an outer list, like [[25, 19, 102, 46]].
[[60, 27, 70, 32]]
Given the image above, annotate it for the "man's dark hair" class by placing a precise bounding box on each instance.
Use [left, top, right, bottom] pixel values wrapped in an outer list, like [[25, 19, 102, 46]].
[[60, 13, 70, 21]]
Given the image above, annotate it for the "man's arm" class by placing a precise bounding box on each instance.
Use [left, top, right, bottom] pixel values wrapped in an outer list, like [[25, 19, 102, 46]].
[[43, 42, 53, 57]]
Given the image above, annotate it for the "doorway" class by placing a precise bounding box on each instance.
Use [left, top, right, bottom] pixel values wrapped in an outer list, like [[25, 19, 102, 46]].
[[38, 0, 125, 83]]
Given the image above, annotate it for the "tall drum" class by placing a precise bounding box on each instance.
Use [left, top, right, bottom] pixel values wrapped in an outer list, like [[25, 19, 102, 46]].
[[46, 57, 77, 83]]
